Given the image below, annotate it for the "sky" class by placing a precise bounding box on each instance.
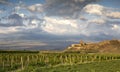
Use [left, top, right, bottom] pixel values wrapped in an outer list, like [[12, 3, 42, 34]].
[[0, 0, 120, 50]]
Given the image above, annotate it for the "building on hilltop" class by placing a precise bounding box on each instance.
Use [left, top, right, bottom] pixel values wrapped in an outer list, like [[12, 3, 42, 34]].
[[67, 40, 87, 50]]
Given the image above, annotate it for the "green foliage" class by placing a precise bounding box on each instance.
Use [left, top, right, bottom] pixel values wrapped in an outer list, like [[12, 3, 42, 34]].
[[0, 52, 120, 72], [30, 60, 120, 72]]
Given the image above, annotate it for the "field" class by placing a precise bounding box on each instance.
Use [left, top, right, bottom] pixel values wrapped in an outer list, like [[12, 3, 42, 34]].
[[21, 60, 120, 72], [0, 51, 120, 72]]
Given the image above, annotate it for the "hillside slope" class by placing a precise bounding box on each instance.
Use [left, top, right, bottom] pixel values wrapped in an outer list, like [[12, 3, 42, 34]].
[[66, 40, 120, 53]]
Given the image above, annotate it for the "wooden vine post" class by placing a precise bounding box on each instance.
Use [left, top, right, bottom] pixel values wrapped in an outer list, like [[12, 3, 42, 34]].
[[21, 56, 24, 70]]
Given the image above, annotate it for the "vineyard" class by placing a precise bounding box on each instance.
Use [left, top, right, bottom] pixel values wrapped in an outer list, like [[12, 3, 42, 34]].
[[0, 51, 120, 72]]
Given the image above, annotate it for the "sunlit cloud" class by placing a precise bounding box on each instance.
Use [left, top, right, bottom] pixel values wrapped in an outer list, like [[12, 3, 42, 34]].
[[83, 4, 104, 15], [106, 12, 120, 19]]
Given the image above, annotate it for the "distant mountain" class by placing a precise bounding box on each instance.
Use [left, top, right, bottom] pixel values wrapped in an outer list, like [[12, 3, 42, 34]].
[[65, 40, 120, 53]]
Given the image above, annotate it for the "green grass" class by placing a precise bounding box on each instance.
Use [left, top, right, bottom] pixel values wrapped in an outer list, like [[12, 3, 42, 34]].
[[20, 60, 120, 72]]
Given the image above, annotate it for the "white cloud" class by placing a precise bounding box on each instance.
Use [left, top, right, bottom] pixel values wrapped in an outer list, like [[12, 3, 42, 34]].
[[106, 12, 120, 19], [88, 19, 106, 24], [83, 4, 104, 15], [41, 17, 79, 35], [27, 4, 43, 13], [18, 13, 25, 18], [84, 4, 120, 19], [44, 17, 78, 28], [27, 19, 40, 29], [0, 27, 20, 34], [112, 24, 120, 30], [24, 17, 43, 29], [0, 13, 43, 34]]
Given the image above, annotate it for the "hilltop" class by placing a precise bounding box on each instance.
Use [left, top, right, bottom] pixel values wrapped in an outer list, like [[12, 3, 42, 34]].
[[66, 40, 120, 53]]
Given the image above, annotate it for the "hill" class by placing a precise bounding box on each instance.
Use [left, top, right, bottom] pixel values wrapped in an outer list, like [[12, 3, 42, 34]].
[[66, 40, 120, 53]]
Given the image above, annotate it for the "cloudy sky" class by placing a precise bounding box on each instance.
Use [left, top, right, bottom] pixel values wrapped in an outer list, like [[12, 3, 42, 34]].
[[0, 0, 120, 50]]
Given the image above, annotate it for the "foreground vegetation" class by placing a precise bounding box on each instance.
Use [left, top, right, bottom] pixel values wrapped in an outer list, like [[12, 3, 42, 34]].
[[0, 51, 120, 72], [21, 60, 120, 72]]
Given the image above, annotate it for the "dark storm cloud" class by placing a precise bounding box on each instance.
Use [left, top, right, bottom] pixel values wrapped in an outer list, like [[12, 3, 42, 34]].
[[0, 23, 21, 27], [107, 20, 120, 25], [44, 0, 100, 18], [0, 14, 24, 27], [0, 0, 13, 6], [8, 14, 23, 26]]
